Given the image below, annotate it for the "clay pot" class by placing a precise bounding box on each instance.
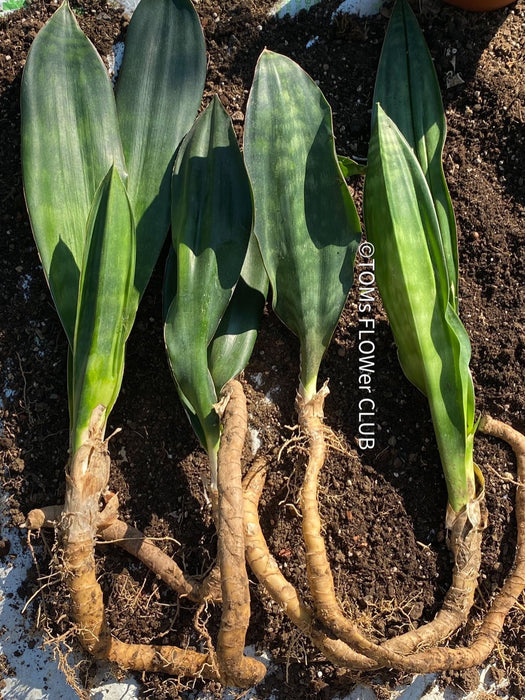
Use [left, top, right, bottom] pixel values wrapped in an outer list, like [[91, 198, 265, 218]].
[[444, 0, 514, 10]]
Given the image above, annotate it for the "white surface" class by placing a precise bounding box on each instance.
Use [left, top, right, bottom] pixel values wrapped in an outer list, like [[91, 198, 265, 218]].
[[334, 0, 386, 17], [116, 0, 140, 15], [271, 0, 386, 18], [271, 0, 323, 18], [306, 35, 320, 48], [0, 499, 140, 699]]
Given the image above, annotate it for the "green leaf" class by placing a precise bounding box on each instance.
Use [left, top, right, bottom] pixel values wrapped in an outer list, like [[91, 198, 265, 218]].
[[164, 238, 267, 414], [21, 1, 126, 344], [207, 232, 268, 394], [3, 0, 27, 10], [164, 97, 253, 476], [71, 165, 135, 452], [364, 105, 475, 511], [116, 0, 206, 303], [163, 246, 212, 452], [373, 0, 458, 307], [337, 155, 366, 178], [244, 50, 361, 400]]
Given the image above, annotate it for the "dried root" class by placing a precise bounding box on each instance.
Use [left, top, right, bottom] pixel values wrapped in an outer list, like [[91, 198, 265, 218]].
[[346, 415, 525, 672], [24, 407, 219, 685], [383, 468, 486, 655], [64, 537, 217, 678], [24, 387, 524, 683], [64, 408, 218, 678], [296, 386, 525, 672], [214, 381, 267, 687], [25, 386, 267, 690], [242, 457, 377, 670], [26, 502, 222, 604]]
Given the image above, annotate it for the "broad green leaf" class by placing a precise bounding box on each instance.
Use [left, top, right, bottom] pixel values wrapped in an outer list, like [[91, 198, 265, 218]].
[[21, 1, 126, 344], [207, 232, 268, 394], [244, 50, 361, 400], [71, 166, 135, 452], [164, 238, 268, 420], [338, 155, 366, 178], [164, 97, 252, 476], [163, 246, 211, 451], [116, 0, 206, 303], [374, 0, 458, 307], [364, 105, 475, 511]]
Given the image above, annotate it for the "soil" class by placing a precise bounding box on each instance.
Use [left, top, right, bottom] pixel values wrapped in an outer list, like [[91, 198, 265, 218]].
[[0, 0, 524, 698]]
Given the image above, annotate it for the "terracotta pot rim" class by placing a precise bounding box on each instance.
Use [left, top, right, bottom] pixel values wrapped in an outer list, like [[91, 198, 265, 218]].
[[444, 0, 515, 11]]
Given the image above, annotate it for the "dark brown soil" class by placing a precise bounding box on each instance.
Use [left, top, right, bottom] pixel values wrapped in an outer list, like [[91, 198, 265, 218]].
[[1, 0, 524, 698]]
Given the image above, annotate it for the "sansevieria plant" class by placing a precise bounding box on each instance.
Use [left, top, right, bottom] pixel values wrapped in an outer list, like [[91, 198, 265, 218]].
[[242, 48, 367, 659], [20, 0, 230, 679], [353, 0, 525, 670], [20, 0, 525, 686], [364, 0, 486, 651], [164, 95, 268, 687], [280, 0, 525, 674]]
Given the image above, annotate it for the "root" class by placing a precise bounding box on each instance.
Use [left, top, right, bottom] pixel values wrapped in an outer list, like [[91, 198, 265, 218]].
[[242, 457, 377, 670], [215, 380, 267, 687], [25, 501, 222, 604], [26, 392, 266, 689], [383, 466, 487, 654], [371, 415, 525, 671], [25, 407, 220, 683], [97, 517, 219, 603], [65, 538, 217, 678], [25, 387, 524, 682], [297, 392, 525, 672]]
